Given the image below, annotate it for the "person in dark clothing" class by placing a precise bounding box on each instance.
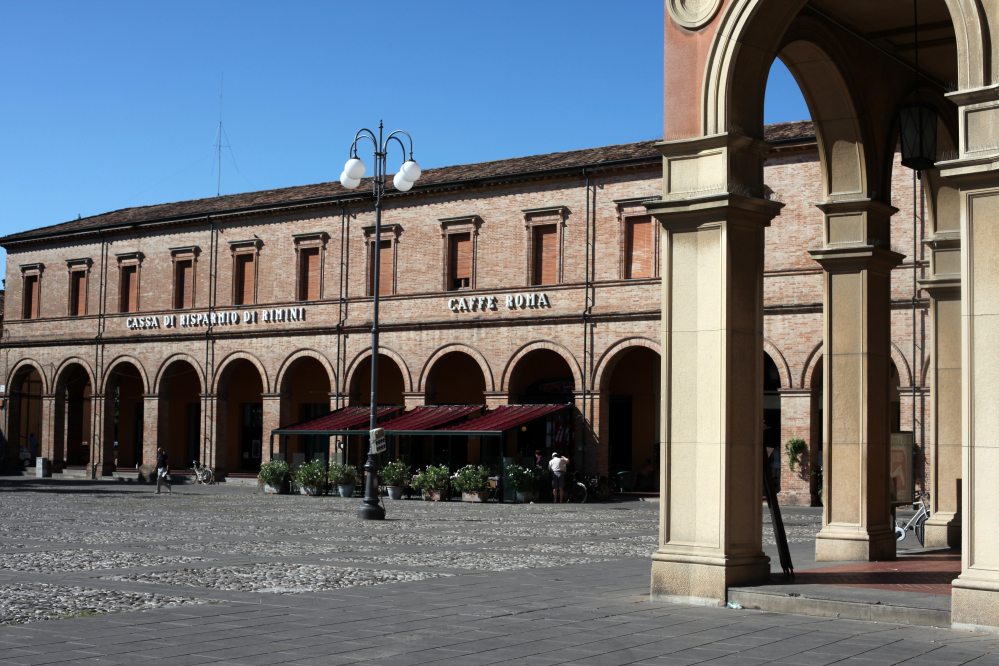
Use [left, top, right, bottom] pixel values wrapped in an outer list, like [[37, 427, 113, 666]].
[[156, 448, 171, 494]]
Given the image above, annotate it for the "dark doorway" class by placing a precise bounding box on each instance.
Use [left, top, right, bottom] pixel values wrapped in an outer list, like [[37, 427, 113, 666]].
[[764, 353, 782, 490], [609, 395, 634, 474], [241, 403, 263, 472], [186, 403, 200, 468]]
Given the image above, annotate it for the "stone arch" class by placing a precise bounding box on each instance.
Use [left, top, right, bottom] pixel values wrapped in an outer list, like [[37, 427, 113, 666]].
[[276, 349, 337, 394], [500, 341, 583, 394], [891, 342, 914, 388], [593, 337, 662, 391], [418, 344, 495, 393], [8, 358, 49, 394], [213, 351, 271, 394], [762, 338, 792, 389], [801, 342, 824, 389], [102, 355, 150, 394], [153, 354, 206, 394], [344, 346, 413, 395], [53, 357, 96, 393]]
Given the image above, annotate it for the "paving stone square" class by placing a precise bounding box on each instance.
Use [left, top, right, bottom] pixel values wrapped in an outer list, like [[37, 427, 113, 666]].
[[0, 478, 997, 666]]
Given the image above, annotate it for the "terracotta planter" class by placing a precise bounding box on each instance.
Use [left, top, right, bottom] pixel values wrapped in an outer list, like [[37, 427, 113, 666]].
[[263, 483, 288, 494], [462, 490, 488, 503], [421, 489, 444, 501], [387, 486, 405, 500], [338, 485, 355, 498], [516, 491, 538, 503]]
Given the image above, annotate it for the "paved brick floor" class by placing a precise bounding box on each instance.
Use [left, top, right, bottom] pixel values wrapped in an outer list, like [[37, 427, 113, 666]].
[[0, 478, 997, 666]]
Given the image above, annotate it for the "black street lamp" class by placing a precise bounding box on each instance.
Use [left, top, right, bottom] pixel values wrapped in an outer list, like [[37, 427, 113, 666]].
[[340, 121, 421, 520], [897, 0, 938, 173]]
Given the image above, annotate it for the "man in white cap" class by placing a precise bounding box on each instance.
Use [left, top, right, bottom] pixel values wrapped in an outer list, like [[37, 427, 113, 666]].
[[549, 451, 569, 503]]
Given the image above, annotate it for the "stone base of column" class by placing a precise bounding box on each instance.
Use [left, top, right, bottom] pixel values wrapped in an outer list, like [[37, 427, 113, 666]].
[[952, 580, 999, 634], [650, 553, 770, 605], [814, 526, 896, 561], [93, 462, 116, 477], [923, 513, 961, 549]]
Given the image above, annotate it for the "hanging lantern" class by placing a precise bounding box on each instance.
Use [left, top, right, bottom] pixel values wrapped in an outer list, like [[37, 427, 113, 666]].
[[897, 99, 938, 172]]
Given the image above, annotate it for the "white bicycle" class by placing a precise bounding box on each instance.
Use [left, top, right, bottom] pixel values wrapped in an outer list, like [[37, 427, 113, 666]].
[[895, 492, 930, 546], [192, 460, 214, 485]]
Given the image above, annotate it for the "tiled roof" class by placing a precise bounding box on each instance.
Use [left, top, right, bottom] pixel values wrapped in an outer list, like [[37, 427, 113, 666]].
[[2, 121, 814, 244]]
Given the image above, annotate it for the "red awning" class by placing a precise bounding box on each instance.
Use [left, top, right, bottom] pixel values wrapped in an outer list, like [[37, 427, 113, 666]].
[[436, 404, 568, 435], [272, 405, 401, 435], [379, 405, 484, 434]]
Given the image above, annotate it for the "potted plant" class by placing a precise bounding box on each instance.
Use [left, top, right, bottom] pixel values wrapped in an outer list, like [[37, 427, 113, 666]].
[[507, 464, 541, 503], [411, 464, 450, 501], [259, 460, 291, 494], [381, 460, 411, 500], [294, 459, 327, 496], [329, 463, 358, 498], [452, 464, 490, 502]]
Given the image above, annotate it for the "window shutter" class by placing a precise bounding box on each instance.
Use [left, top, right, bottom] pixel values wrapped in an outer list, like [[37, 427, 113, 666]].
[[378, 241, 393, 296], [449, 233, 471, 289], [299, 248, 320, 301], [236, 254, 254, 305], [533, 225, 557, 285], [626, 216, 653, 279], [121, 266, 137, 313], [24, 276, 38, 319], [175, 260, 193, 309], [71, 272, 85, 316]]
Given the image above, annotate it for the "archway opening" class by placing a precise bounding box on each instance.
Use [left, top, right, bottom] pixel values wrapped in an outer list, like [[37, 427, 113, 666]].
[[809, 358, 824, 506], [8, 366, 43, 469], [282, 357, 332, 467], [508, 349, 575, 464], [763, 352, 782, 490], [217, 360, 264, 473], [349, 354, 406, 470], [603, 347, 661, 491], [105, 363, 144, 468], [53, 363, 93, 468], [426, 351, 486, 405], [158, 361, 202, 472]]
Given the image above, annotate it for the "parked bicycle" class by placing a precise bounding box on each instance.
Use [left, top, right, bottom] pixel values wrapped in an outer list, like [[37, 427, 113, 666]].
[[192, 460, 214, 485], [895, 492, 930, 546]]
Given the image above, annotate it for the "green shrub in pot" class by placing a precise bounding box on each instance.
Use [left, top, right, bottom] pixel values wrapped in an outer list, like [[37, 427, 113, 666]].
[[329, 463, 358, 487], [451, 465, 490, 493], [259, 460, 291, 488], [381, 460, 411, 487], [506, 464, 541, 492], [295, 459, 327, 491], [411, 464, 450, 491]]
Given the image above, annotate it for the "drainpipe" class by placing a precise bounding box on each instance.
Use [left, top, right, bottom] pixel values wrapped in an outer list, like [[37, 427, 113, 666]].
[[581, 168, 592, 475], [92, 229, 109, 479], [203, 217, 216, 471], [334, 200, 348, 464], [913, 171, 920, 492]]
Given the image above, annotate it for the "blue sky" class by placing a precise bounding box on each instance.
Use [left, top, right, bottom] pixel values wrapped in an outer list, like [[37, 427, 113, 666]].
[[0, 1, 809, 267]]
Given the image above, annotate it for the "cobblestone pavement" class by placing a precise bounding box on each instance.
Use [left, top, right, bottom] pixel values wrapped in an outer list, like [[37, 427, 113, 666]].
[[0, 479, 997, 665]]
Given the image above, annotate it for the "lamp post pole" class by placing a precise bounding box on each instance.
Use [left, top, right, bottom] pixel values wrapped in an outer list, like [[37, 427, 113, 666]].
[[340, 121, 421, 521]]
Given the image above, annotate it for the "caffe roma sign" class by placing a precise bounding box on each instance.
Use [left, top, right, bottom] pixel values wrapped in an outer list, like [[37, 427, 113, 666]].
[[447, 292, 551, 313]]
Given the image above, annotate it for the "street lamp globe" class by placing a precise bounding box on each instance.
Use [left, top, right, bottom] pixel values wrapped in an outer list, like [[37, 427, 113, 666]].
[[400, 159, 421, 182], [393, 171, 414, 192], [340, 171, 361, 189], [344, 157, 366, 180]]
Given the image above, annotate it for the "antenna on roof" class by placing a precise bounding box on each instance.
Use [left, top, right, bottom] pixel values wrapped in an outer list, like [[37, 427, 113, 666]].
[[213, 73, 223, 197]]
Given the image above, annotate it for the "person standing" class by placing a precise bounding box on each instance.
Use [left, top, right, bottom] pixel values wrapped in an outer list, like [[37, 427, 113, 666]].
[[156, 447, 171, 494], [549, 451, 569, 503], [28, 433, 38, 461], [534, 450, 543, 467]]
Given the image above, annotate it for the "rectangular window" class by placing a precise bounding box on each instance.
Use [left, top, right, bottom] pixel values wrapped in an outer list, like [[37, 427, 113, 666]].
[[532, 224, 557, 285], [625, 216, 653, 279], [234, 254, 254, 305], [298, 247, 320, 301], [448, 233, 471, 290], [371, 240, 393, 295], [120, 265, 138, 313], [23, 275, 39, 319], [70, 271, 86, 316], [174, 260, 193, 309]]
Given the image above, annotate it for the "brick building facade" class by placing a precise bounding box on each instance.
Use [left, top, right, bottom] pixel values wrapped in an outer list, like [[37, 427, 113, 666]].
[[0, 121, 928, 505]]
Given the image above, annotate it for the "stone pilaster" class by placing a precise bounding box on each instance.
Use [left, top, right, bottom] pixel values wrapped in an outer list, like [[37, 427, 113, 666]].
[[810, 198, 902, 562], [402, 391, 426, 409], [261, 392, 284, 465], [40, 393, 56, 464], [483, 391, 509, 409], [940, 84, 999, 632], [140, 394, 159, 479], [646, 135, 781, 603]]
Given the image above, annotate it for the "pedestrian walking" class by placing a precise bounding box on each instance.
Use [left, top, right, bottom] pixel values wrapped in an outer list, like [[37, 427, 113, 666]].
[[549, 451, 569, 503], [156, 447, 171, 494]]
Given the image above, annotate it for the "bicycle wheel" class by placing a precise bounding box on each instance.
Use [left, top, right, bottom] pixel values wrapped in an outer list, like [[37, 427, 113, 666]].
[[205, 470, 214, 485], [571, 482, 588, 504], [915, 514, 927, 547], [596, 482, 611, 502]]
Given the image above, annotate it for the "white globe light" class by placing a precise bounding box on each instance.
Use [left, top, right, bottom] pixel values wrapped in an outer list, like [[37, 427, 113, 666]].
[[340, 171, 360, 189], [400, 160, 421, 182], [393, 171, 414, 192], [344, 157, 366, 180]]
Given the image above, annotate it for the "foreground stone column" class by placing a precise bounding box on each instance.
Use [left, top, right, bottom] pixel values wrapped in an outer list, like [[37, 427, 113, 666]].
[[646, 134, 780, 603], [810, 199, 902, 562]]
